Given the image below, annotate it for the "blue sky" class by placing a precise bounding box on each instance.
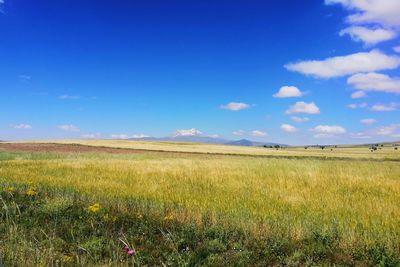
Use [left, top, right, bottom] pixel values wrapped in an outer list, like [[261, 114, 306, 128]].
[[0, 0, 399, 145]]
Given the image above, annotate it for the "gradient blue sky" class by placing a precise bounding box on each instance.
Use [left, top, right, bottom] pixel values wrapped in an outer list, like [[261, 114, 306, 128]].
[[1, 0, 399, 145]]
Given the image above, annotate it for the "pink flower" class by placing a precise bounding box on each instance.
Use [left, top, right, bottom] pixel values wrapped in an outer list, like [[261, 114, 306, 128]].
[[127, 250, 136, 256], [124, 245, 129, 252]]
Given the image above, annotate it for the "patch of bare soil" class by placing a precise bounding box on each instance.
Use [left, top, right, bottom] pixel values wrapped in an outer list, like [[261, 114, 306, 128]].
[[0, 143, 144, 154]]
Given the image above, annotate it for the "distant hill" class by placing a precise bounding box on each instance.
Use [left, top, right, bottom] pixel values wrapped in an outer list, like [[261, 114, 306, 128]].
[[225, 139, 287, 147], [128, 136, 286, 147]]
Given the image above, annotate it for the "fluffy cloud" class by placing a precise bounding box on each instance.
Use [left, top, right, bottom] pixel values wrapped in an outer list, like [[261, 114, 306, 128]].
[[347, 72, 400, 94], [285, 50, 400, 78], [220, 102, 251, 111], [312, 125, 346, 138], [273, 86, 304, 98], [232, 130, 246, 136], [394, 46, 400, 53], [360, 118, 377, 125], [351, 91, 366, 99], [339, 26, 396, 46], [291, 116, 310, 123], [13, 124, 32, 129], [370, 103, 398, 111], [250, 130, 267, 137], [285, 101, 320, 114], [347, 102, 367, 109], [325, 0, 400, 28], [174, 128, 203, 137], [58, 124, 80, 132], [280, 124, 297, 133], [59, 94, 80, 100]]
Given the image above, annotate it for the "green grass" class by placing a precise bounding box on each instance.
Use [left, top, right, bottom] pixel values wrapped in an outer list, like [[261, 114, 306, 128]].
[[1, 147, 400, 266]]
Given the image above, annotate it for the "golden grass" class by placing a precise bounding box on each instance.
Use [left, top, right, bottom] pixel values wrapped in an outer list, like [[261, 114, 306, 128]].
[[11, 139, 400, 160], [1, 151, 399, 251]]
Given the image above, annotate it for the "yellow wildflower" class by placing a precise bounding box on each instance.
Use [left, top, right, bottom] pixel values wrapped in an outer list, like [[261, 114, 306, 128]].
[[6, 187, 15, 193], [88, 203, 101, 213], [62, 255, 73, 262], [136, 213, 143, 219], [164, 213, 174, 221], [26, 188, 38, 196]]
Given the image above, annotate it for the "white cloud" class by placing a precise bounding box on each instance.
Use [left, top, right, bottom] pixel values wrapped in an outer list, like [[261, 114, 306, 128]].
[[285, 50, 400, 78], [370, 103, 398, 112], [347, 102, 367, 109], [339, 26, 396, 46], [13, 124, 32, 129], [220, 102, 251, 111], [232, 130, 246, 136], [111, 134, 131, 139], [347, 72, 400, 94], [351, 90, 366, 99], [374, 124, 400, 137], [19, 75, 31, 81], [59, 94, 80, 100], [250, 130, 267, 137], [360, 118, 377, 125], [110, 133, 149, 139], [174, 128, 203, 137], [280, 124, 297, 133], [58, 124, 80, 132], [350, 132, 373, 139], [291, 116, 310, 123], [325, 0, 400, 28], [312, 125, 346, 138], [132, 134, 150, 138], [81, 133, 101, 139], [273, 86, 304, 98], [285, 101, 320, 114], [394, 46, 400, 53]]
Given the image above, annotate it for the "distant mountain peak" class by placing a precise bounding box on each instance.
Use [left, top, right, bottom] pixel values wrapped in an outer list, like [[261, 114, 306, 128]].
[[173, 128, 203, 137]]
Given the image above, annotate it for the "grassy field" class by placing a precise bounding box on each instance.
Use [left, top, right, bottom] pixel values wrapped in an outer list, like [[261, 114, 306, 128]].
[[18, 139, 400, 160], [1, 141, 400, 266]]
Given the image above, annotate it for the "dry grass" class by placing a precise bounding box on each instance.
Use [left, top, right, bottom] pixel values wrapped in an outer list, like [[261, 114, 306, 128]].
[[10, 139, 400, 160]]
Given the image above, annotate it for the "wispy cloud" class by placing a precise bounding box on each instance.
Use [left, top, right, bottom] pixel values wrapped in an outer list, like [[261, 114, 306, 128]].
[[351, 91, 366, 99], [370, 103, 398, 112], [220, 102, 251, 111], [285, 101, 320, 114], [232, 130, 246, 136], [59, 94, 80, 100], [250, 130, 267, 137], [19, 75, 31, 82], [347, 103, 367, 109], [360, 118, 377, 125], [13, 124, 32, 129], [58, 124, 80, 132], [81, 133, 101, 139], [291, 116, 310, 123]]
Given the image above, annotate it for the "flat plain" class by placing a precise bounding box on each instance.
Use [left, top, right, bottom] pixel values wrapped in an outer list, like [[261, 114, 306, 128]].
[[1, 141, 399, 266]]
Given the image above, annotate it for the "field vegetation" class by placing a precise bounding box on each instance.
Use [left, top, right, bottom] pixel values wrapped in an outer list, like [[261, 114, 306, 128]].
[[0, 141, 400, 266]]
